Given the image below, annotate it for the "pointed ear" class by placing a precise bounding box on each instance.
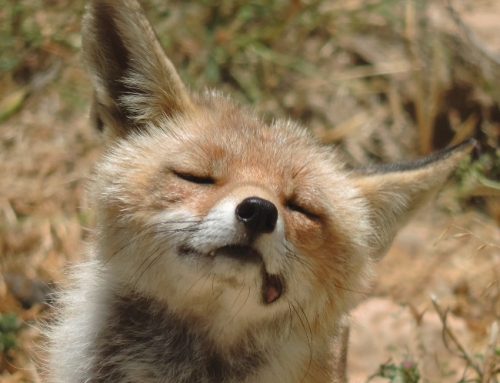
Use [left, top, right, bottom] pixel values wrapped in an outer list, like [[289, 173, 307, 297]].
[[82, 0, 194, 137], [353, 139, 475, 261]]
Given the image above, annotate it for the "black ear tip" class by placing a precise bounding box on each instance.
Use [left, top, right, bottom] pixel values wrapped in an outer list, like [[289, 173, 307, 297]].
[[430, 137, 476, 163], [412, 137, 476, 168], [355, 138, 476, 175], [448, 137, 476, 153]]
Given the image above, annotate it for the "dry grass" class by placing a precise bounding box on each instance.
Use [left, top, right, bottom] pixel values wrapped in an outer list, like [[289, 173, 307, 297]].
[[0, 0, 499, 381]]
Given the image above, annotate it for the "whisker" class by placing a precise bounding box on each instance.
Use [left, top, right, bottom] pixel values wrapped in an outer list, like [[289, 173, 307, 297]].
[[284, 243, 369, 295], [101, 220, 204, 266], [290, 300, 313, 383], [228, 283, 246, 314], [128, 243, 164, 285], [205, 278, 223, 307], [228, 286, 251, 324], [181, 266, 212, 301]]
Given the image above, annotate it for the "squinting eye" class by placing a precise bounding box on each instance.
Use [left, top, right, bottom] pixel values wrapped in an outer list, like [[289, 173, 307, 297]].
[[173, 170, 215, 185], [285, 200, 319, 220]]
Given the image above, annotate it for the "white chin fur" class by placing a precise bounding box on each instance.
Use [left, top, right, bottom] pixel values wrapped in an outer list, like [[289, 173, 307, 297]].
[[101, 207, 291, 334]]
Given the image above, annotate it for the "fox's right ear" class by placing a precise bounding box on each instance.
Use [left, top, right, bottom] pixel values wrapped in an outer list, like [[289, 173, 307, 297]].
[[82, 0, 194, 137], [353, 139, 475, 261]]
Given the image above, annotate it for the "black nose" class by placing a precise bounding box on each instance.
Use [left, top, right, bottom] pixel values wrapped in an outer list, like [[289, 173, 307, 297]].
[[236, 197, 278, 235]]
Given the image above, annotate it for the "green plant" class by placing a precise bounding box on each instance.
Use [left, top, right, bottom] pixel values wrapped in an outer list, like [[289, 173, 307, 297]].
[[0, 312, 22, 353], [367, 359, 421, 383]]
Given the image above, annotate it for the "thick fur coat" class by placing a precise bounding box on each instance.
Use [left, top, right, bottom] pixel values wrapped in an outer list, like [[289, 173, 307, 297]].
[[46, 1, 474, 382]]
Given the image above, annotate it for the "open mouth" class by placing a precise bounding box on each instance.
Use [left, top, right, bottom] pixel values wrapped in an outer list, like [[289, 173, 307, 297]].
[[179, 244, 261, 264], [215, 244, 262, 264], [179, 244, 284, 304], [263, 273, 283, 305]]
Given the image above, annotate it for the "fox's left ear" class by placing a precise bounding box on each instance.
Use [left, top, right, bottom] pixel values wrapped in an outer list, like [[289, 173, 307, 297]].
[[353, 139, 475, 261], [82, 0, 194, 137]]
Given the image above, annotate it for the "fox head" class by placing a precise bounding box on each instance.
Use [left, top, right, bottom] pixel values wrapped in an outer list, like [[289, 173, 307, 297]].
[[82, 0, 474, 344]]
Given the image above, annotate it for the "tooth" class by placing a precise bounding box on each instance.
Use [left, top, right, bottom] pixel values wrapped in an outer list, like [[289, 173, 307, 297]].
[[209, 250, 215, 257]]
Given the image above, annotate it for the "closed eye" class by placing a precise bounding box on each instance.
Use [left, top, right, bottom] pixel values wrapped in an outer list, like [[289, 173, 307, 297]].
[[285, 200, 319, 220], [173, 170, 215, 185]]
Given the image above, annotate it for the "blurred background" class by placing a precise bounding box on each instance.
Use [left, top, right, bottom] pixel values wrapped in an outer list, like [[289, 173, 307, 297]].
[[0, 0, 499, 382]]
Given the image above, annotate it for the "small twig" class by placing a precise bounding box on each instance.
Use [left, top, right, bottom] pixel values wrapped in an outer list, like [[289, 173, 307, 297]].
[[482, 321, 499, 383], [434, 224, 500, 251], [451, 225, 500, 250], [430, 294, 484, 378]]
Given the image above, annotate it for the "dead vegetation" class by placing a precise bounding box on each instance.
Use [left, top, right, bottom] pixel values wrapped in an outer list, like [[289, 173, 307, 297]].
[[0, 0, 499, 382]]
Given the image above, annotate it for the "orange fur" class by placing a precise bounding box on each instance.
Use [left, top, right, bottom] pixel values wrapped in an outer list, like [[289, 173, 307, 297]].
[[46, 1, 475, 382]]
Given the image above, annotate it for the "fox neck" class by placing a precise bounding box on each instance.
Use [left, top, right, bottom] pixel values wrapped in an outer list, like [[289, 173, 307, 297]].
[[92, 289, 334, 383]]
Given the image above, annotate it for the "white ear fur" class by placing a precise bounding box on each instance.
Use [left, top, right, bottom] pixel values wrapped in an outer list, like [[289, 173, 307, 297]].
[[353, 139, 475, 260], [82, 0, 194, 136]]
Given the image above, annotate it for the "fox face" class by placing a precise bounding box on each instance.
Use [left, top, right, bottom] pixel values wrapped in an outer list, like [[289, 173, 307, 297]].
[[47, 1, 474, 382], [94, 99, 372, 340]]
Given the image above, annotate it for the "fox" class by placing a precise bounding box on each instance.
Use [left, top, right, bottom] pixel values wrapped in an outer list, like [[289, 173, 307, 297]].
[[46, 0, 475, 382]]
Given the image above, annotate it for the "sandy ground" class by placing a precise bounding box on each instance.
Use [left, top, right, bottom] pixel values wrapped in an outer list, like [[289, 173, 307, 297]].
[[349, 208, 499, 382]]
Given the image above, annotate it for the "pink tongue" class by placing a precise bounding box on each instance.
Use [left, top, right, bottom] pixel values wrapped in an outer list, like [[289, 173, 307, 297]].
[[266, 283, 280, 304], [265, 274, 283, 304]]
